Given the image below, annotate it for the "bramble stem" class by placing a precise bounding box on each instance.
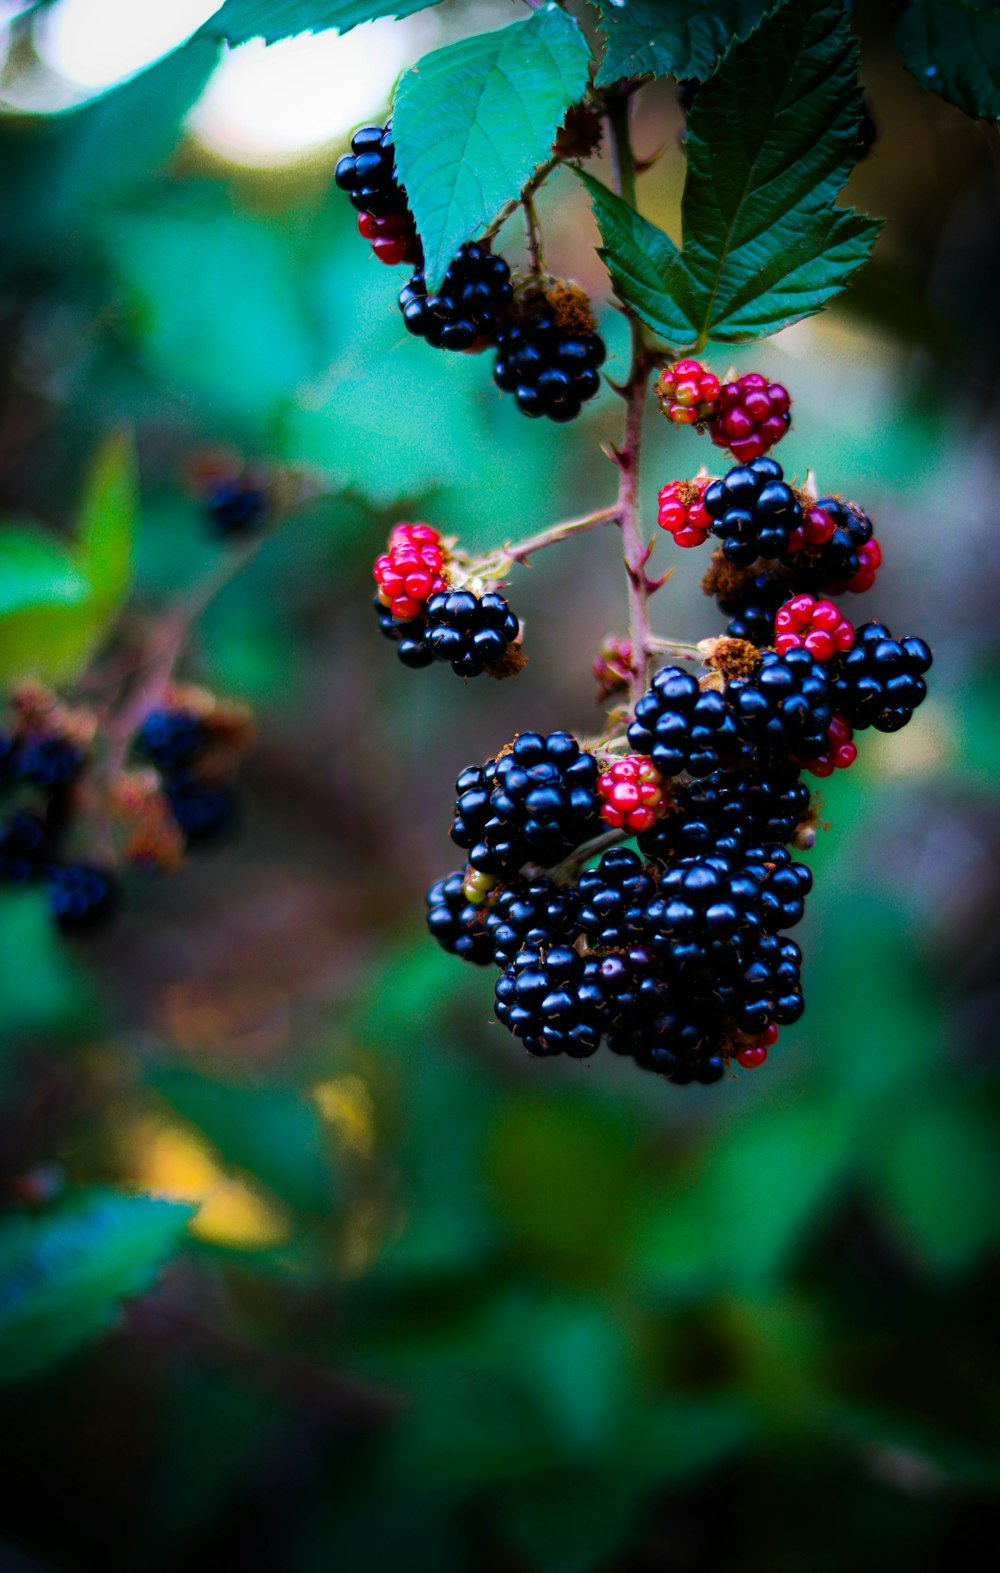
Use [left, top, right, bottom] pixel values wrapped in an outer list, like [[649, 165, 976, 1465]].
[[523, 190, 544, 276], [481, 155, 560, 246], [470, 503, 619, 581], [606, 93, 655, 710], [648, 636, 703, 663]]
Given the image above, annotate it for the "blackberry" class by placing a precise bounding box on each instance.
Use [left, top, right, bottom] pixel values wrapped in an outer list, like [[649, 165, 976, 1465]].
[[400, 244, 512, 352], [638, 759, 810, 867], [137, 708, 204, 774], [48, 863, 117, 933], [831, 621, 932, 733], [782, 496, 873, 592], [702, 457, 802, 566], [373, 594, 434, 669], [731, 931, 804, 1034], [485, 875, 580, 965], [708, 373, 791, 465], [204, 477, 269, 539], [17, 735, 84, 790], [165, 778, 236, 845], [494, 944, 605, 1058], [450, 731, 599, 877], [627, 666, 740, 779], [738, 843, 812, 930], [725, 648, 832, 757], [645, 854, 764, 974], [0, 810, 52, 883], [494, 304, 605, 422], [335, 123, 409, 220], [576, 847, 658, 950], [705, 558, 790, 647], [424, 589, 520, 678], [425, 869, 494, 966], [591, 944, 671, 1038]]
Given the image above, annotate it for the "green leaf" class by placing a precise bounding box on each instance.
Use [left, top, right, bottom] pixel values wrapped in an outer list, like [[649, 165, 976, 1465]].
[[201, 0, 444, 42], [592, 0, 770, 87], [0, 527, 92, 618], [152, 1068, 339, 1216], [76, 429, 138, 614], [582, 0, 880, 347], [575, 171, 693, 345], [0, 526, 102, 684], [393, 6, 591, 289], [897, 0, 1000, 120], [872, 1094, 1000, 1272], [0, 1190, 194, 1384]]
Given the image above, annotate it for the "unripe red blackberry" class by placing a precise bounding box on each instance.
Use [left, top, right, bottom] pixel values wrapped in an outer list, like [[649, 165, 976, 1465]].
[[597, 754, 668, 833], [627, 666, 740, 779], [424, 588, 520, 678], [484, 875, 580, 964], [773, 594, 854, 662], [782, 496, 873, 592], [831, 621, 932, 732], [374, 521, 448, 623], [657, 478, 712, 548], [702, 457, 802, 565], [832, 536, 881, 595], [655, 360, 720, 425], [709, 372, 791, 463], [400, 244, 512, 352], [494, 296, 605, 422], [425, 869, 494, 966]]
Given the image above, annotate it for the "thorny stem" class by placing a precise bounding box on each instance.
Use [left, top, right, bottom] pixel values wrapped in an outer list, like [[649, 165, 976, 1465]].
[[606, 92, 655, 711], [469, 503, 619, 581], [522, 189, 544, 276], [481, 155, 559, 247]]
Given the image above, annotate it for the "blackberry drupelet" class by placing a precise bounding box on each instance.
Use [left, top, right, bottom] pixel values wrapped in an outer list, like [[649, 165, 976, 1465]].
[[702, 457, 802, 566], [731, 931, 804, 1034], [627, 665, 739, 779], [782, 496, 873, 591], [725, 647, 832, 757], [424, 589, 520, 678], [400, 244, 512, 352], [576, 847, 658, 950], [494, 304, 605, 422], [335, 123, 408, 219], [739, 843, 813, 930], [645, 854, 764, 973], [450, 731, 599, 876], [485, 875, 580, 965], [137, 708, 205, 774], [831, 621, 932, 732], [373, 595, 435, 668], [425, 869, 494, 966], [494, 944, 605, 1058], [165, 778, 236, 845], [48, 863, 117, 933]]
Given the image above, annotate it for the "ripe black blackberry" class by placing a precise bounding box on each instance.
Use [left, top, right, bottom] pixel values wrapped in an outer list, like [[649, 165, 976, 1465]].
[[638, 758, 810, 867], [48, 863, 117, 933], [484, 875, 580, 965], [705, 557, 790, 646], [616, 988, 729, 1084], [424, 589, 520, 677], [425, 869, 494, 966], [494, 944, 605, 1058], [589, 944, 671, 1039], [738, 843, 813, 930], [831, 621, 932, 732], [725, 647, 832, 756], [400, 243, 512, 352], [204, 477, 269, 539], [782, 496, 873, 591], [576, 847, 658, 950], [702, 457, 802, 566], [493, 302, 605, 423], [335, 123, 409, 220], [137, 708, 205, 774], [450, 731, 599, 876], [627, 665, 739, 779], [17, 734, 85, 790], [645, 854, 764, 974], [735, 931, 804, 1034], [165, 778, 236, 845], [373, 594, 435, 669]]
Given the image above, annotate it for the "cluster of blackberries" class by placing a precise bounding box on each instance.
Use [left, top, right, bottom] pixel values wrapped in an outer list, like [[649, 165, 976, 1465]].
[[0, 723, 115, 934], [337, 123, 606, 422], [136, 708, 237, 846], [450, 731, 599, 875]]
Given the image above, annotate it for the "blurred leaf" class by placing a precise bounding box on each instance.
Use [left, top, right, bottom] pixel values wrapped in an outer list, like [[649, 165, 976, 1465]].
[[201, 0, 444, 41], [592, 0, 770, 87], [0, 1189, 193, 1383], [633, 1095, 856, 1293], [871, 1093, 1000, 1272], [393, 7, 591, 289], [0, 525, 103, 684], [151, 1067, 340, 1216], [75, 429, 138, 614], [0, 888, 92, 1047], [152, 1369, 281, 1535], [897, 1, 1000, 121], [585, 0, 879, 347]]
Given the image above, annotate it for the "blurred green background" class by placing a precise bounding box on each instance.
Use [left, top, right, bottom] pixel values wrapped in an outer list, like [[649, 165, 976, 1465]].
[[1, 2, 999, 1569]]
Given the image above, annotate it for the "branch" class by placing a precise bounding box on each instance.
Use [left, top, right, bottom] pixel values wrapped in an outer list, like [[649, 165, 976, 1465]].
[[469, 503, 619, 581]]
